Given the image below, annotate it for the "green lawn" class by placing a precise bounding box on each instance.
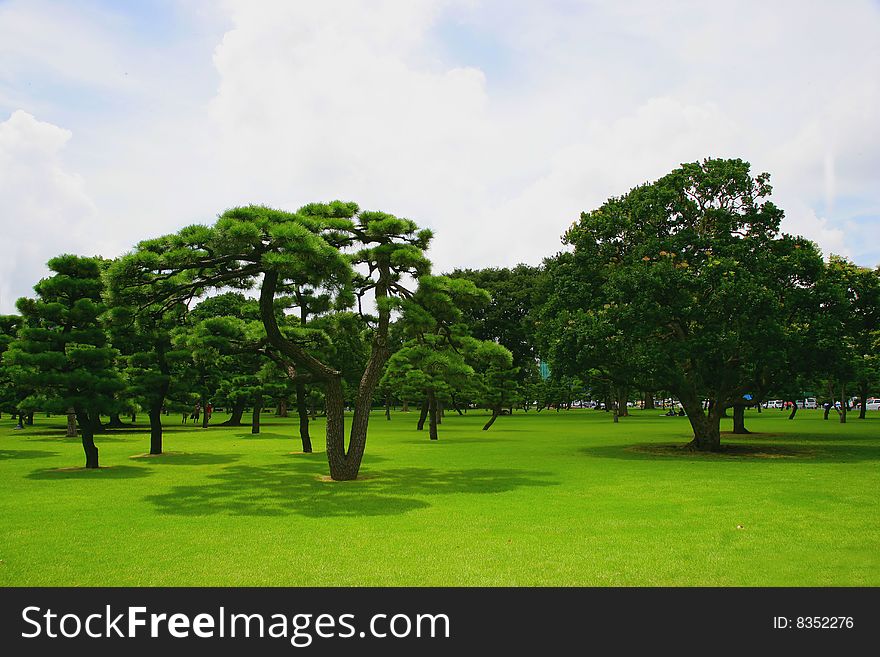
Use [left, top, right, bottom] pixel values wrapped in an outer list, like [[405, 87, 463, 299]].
[[1, 408, 878, 586]]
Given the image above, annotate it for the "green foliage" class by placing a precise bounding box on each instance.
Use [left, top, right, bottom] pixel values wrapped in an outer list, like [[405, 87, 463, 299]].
[[448, 265, 543, 384], [541, 158, 826, 446], [7, 255, 124, 420]]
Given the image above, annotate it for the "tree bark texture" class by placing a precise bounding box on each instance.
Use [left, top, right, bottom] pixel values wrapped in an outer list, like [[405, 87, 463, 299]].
[[428, 391, 439, 440], [219, 400, 246, 426], [296, 383, 312, 452], [680, 392, 722, 451], [251, 395, 262, 434], [417, 400, 429, 430], [732, 404, 750, 434], [483, 406, 500, 431]]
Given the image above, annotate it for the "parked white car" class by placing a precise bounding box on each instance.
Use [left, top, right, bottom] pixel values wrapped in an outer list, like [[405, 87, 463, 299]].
[[866, 399, 880, 411], [764, 400, 783, 409], [801, 398, 817, 409]]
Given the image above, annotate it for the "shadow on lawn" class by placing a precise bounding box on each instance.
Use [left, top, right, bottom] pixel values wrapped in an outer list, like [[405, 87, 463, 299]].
[[23, 434, 138, 443], [27, 465, 153, 480], [232, 432, 303, 441], [130, 452, 241, 466], [580, 441, 880, 464], [144, 461, 557, 518], [399, 436, 509, 445], [0, 449, 59, 460]]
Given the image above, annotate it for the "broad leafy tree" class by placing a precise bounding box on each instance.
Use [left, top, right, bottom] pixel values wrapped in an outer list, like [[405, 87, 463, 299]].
[[556, 158, 823, 450]]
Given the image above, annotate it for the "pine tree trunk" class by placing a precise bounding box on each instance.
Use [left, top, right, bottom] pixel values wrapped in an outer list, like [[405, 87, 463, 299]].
[[66, 409, 77, 437], [131, 412, 137, 424], [417, 399, 429, 430], [788, 400, 798, 420], [385, 394, 391, 420], [76, 409, 99, 468], [428, 391, 439, 440], [219, 400, 246, 426], [25, 411, 34, 426], [437, 401, 443, 424], [252, 396, 262, 434], [839, 383, 847, 424], [149, 405, 163, 455], [202, 398, 210, 428], [644, 392, 655, 410], [295, 383, 312, 452], [732, 404, 750, 433], [278, 399, 288, 418], [402, 400, 409, 413], [483, 406, 500, 431], [451, 395, 464, 415], [107, 413, 124, 428]]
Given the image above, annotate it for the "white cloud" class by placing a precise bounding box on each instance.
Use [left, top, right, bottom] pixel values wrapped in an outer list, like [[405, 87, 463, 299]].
[[1, 0, 879, 311], [0, 110, 102, 312]]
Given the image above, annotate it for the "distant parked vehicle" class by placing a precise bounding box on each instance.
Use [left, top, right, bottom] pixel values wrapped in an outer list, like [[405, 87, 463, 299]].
[[800, 398, 817, 409], [866, 399, 880, 411], [764, 400, 783, 409]]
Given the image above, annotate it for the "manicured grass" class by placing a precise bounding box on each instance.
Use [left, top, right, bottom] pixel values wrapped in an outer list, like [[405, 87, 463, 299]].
[[0, 408, 878, 586]]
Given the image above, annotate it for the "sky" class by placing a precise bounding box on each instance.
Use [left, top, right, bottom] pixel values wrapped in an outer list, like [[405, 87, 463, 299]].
[[1, 0, 878, 312]]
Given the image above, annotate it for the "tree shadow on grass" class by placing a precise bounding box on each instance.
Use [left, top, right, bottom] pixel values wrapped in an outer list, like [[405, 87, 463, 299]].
[[232, 432, 300, 441], [580, 442, 880, 464], [144, 461, 558, 518], [27, 465, 153, 480], [721, 430, 880, 443], [23, 434, 139, 443], [399, 436, 509, 445], [129, 452, 241, 466], [0, 449, 59, 460]]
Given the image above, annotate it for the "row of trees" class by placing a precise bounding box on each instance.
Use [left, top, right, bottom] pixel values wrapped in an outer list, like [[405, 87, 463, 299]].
[[1, 159, 878, 476], [0, 204, 519, 479]]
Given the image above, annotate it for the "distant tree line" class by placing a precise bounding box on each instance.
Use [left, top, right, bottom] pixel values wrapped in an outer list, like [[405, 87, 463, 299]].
[[1, 159, 877, 477]]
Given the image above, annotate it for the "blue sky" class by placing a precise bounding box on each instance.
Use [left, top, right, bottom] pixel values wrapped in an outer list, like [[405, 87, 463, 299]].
[[1, 0, 878, 311]]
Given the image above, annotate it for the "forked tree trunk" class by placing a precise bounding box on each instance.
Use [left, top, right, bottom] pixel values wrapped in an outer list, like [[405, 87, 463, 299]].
[[261, 268, 393, 481], [483, 405, 500, 431], [417, 400, 429, 430], [107, 413, 124, 428], [680, 393, 722, 451], [427, 391, 439, 441], [296, 383, 312, 453], [25, 412, 34, 426], [732, 404, 750, 434]]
